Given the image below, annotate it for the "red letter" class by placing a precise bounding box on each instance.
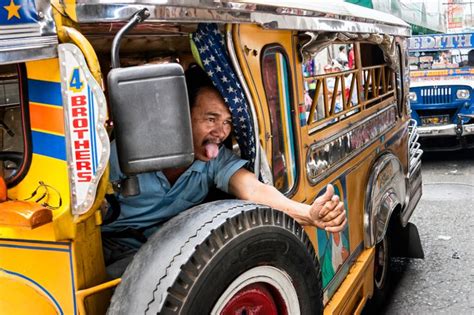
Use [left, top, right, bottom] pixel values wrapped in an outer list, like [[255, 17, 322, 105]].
[[71, 95, 87, 106], [73, 118, 88, 129], [73, 129, 88, 139], [77, 172, 92, 182], [74, 140, 90, 150], [72, 107, 87, 117], [76, 161, 91, 171], [75, 150, 91, 160]]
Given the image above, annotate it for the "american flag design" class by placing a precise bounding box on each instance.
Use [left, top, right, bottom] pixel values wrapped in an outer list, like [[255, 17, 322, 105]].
[[0, 0, 38, 25], [192, 23, 256, 168]]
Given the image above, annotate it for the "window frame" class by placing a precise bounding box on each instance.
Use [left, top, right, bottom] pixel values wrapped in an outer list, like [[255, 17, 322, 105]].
[[260, 44, 299, 196]]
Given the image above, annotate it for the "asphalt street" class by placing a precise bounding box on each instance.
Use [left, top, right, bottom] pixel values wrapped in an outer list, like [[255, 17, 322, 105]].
[[382, 149, 474, 314]]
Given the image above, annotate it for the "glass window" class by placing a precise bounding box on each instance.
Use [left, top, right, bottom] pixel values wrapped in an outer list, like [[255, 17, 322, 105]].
[[261, 47, 297, 194], [0, 64, 28, 185]]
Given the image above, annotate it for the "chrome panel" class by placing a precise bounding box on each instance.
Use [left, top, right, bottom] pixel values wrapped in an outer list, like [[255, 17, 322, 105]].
[[72, 1, 410, 36], [306, 105, 397, 185], [364, 154, 406, 248], [0, 37, 57, 63], [0, 0, 57, 64]]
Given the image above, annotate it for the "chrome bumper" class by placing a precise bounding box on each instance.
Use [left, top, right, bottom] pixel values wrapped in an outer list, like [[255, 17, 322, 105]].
[[417, 123, 474, 137]]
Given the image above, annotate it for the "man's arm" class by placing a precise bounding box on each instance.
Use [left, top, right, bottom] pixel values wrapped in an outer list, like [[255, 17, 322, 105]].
[[228, 168, 346, 232]]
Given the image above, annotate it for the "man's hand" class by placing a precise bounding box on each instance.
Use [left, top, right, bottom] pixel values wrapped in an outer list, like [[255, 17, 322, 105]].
[[305, 184, 346, 232]]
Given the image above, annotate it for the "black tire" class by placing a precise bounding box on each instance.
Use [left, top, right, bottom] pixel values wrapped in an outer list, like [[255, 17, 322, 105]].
[[108, 200, 323, 314], [365, 231, 391, 313]]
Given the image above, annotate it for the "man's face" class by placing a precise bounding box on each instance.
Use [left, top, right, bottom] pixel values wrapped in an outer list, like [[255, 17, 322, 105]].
[[191, 88, 232, 161]]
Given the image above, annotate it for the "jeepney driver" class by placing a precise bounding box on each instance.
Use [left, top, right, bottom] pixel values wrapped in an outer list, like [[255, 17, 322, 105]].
[[102, 64, 347, 276]]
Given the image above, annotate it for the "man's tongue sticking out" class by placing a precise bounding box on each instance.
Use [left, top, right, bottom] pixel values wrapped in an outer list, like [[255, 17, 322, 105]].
[[204, 142, 219, 159]]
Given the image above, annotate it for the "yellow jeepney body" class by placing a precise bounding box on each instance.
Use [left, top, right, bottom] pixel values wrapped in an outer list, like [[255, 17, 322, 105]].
[[0, 1, 423, 314]]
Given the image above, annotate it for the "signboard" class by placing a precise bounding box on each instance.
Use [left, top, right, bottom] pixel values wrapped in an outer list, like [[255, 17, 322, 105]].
[[58, 44, 109, 215], [408, 33, 474, 51]]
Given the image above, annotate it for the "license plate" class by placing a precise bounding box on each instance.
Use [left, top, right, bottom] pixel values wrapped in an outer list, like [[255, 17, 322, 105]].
[[421, 115, 449, 126]]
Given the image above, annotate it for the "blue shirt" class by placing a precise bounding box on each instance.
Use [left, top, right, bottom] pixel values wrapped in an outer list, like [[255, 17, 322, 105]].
[[102, 142, 247, 240]]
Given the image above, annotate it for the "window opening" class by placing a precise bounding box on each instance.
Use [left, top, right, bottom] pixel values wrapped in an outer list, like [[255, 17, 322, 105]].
[[302, 42, 396, 131], [0, 64, 29, 185], [262, 47, 297, 194]]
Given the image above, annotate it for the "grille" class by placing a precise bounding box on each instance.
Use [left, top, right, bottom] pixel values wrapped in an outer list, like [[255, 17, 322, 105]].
[[420, 87, 453, 104]]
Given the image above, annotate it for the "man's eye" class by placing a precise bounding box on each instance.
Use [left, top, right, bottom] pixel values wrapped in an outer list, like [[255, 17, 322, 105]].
[[208, 117, 215, 123], [224, 120, 232, 126]]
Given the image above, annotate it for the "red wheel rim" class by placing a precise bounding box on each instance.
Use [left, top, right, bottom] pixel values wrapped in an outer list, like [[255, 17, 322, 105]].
[[221, 283, 288, 315]]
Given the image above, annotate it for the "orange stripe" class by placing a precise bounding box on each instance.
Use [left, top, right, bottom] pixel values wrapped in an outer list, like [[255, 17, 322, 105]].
[[29, 102, 65, 135]]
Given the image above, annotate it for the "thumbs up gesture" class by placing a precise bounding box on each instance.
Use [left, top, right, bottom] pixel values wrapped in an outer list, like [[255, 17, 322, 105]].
[[308, 184, 346, 232]]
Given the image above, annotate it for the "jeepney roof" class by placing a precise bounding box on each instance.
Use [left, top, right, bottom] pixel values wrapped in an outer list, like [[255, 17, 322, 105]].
[[72, 0, 410, 37]]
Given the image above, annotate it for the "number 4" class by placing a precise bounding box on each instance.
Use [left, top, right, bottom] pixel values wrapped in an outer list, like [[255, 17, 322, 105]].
[[69, 68, 84, 92]]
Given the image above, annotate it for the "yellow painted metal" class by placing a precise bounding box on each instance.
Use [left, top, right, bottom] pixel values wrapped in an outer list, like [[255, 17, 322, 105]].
[[324, 248, 375, 314], [51, 0, 78, 24], [76, 278, 121, 315], [0, 239, 76, 314]]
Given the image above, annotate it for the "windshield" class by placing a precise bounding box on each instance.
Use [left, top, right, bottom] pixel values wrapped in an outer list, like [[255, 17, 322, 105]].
[[408, 49, 474, 71]]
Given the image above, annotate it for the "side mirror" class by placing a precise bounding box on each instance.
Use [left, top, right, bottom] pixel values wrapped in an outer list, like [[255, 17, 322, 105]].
[[107, 63, 194, 174]]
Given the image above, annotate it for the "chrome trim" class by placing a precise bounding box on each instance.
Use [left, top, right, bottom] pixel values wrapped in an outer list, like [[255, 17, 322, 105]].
[[0, 37, 57, 63], [72, 1, 410, 36], [226, 26, 260, 176], [364, 154, 406, 248], [401, 163, 422, 226], [402, 118, 423, 226], [0, 0, 57, 64], [306, 105, 397, 185], [417, 123, 474, 138], [408, 119, 423, 176]]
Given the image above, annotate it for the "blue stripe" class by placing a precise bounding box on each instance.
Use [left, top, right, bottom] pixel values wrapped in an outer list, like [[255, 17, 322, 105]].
[[28, 79, 63, 107], [88, 87, 98, 173], [0, 238, 70, 247], [0, 243, 69, 252], [68, 242, 77, 314], [3, 269, 64, 314], [31, 131, 66, 161]]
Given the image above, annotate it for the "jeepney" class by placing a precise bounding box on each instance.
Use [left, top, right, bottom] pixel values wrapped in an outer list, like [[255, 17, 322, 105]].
[[0, 1, 423, 314], [408, 32, 474, 150]]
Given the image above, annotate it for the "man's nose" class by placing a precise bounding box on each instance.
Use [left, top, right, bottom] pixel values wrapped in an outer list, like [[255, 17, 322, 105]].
[[211, 122, 227, 138]]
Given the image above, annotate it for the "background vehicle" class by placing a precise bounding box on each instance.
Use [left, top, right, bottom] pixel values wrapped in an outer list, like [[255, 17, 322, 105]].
[[408, 32, 474, 150], [0, 1, 423, 314]]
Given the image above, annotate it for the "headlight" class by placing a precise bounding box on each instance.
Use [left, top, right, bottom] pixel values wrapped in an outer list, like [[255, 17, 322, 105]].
[[409, 92, 417, 102], [456, 89, 470, 99]]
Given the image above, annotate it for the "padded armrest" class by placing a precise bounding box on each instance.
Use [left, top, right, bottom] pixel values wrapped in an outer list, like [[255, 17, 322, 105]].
[[0, 201, 52, 229]]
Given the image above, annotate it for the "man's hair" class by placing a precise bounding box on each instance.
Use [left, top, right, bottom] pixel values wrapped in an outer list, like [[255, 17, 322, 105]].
[[185, 63, 216, 108], [339, 46, 345, 52]]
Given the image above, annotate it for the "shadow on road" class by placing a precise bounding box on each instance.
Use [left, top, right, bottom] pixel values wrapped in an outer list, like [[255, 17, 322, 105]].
[[421, 148, 474, 162]]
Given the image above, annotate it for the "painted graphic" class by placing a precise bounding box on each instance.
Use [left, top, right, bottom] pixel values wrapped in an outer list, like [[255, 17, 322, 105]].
[[0, 0, 38, 25], [317, 179, 350, 289]]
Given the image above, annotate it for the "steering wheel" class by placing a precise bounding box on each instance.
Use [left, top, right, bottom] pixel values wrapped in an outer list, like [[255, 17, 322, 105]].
[[0, 151, 23, 177]]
